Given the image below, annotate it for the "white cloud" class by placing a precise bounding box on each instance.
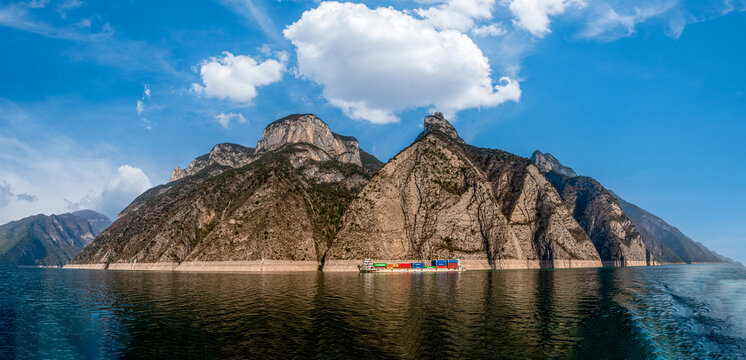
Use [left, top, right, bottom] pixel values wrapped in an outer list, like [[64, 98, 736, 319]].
[[505, 0, 586, 37], [415, 0, 496, 32], [0, 124, 152, 223], [0, 182, 12, 207], [580, 2, 675, 40], [215, 112, 247, 128], [136, 99, 144, 115], [283, 1, 521, 124], [218, 0, 283, 42], [472, 23, 508, 36], [70, 165, 152, 219], [191, 52, 286, 103], [0, 181, 37, 207], [136, 83, 149, 115]]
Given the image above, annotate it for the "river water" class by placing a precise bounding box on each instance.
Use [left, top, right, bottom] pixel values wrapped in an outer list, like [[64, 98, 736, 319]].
[[1, 264, 744, 359]]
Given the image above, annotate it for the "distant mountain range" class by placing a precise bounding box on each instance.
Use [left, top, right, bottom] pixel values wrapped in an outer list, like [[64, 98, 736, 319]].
[[0, 210, 111, 266], [531, 150, 732, 265], [68, 113, 728, 270]]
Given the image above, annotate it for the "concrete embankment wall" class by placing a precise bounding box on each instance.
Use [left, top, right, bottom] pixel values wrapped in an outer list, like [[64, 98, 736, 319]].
[[64, 258, 665, 273], [64, 260, 319, 272]]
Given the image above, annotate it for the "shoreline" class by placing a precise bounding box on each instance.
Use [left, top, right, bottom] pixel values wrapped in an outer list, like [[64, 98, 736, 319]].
[[63, 259, 668, 273]]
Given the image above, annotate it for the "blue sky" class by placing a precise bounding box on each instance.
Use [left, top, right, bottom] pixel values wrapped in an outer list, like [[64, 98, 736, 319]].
[[0, 0, 744, 262]]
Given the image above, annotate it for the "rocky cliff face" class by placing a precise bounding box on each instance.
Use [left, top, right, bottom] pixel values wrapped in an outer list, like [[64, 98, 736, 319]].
[[325, 115, 601, 268], [256, 114, 363, 167], [531, 151, 650, 265], [0, 211, 111, 266], [168, 114, 372, 183], [543, 172, 650, 265], [72, 115, 376, 266], [169, 143, 256, 182], [531, 151, 577, 177]]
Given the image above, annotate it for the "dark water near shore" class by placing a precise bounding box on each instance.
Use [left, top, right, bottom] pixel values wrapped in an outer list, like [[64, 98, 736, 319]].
[[1, 264, 745, 359]]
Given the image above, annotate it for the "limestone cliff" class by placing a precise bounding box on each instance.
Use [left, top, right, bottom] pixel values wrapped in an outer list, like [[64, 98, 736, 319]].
[[169, 143, 255, 182], [543, 172, 651, 266], [72, 115, 376, 266], [168, 114, 373, 183], [531, 151, 577, 177], [325, 115, 601, 269], [256, 114, 362, 167], [531, 151, 650, 265]]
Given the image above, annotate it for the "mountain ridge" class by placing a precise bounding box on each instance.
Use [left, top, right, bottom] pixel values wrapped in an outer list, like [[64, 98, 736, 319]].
[[0, 210, 111, 266], [531, 150, 726, 265], [68, 113, 723, 271]]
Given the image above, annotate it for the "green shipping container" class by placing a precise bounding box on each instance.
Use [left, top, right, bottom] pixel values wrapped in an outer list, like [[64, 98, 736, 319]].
[[425, 266, 436, 268], [373, 263, 387, 267]]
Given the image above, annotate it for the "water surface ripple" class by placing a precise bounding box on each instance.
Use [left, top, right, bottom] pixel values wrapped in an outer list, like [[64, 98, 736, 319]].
[[1, 264, 744, 359]]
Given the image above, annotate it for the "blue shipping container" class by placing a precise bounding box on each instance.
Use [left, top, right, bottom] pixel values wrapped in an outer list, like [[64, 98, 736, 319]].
[[448, 259, 459, 263], [412, 263, 425, 268], [435, 260, 447, 266]]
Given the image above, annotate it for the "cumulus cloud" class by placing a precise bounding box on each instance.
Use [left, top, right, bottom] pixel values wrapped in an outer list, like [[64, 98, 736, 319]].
[[284, 1, 521, 124], [415, 0, 496, 32], [215, 112, 247, 128], [191, 51, 287, 103], [69, 165, 152, 219], [505, 0, 586, 37], [0, 127, 152, 223]]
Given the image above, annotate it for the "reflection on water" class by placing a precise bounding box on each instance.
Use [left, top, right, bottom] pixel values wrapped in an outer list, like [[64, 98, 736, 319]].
[[1, 264, 745, 359]]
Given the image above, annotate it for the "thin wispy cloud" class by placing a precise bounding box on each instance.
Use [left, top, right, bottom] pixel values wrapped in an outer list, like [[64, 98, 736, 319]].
[[0, 3, 178, 75], [218, 0, 284, 43], [0, 3, 109, 41]]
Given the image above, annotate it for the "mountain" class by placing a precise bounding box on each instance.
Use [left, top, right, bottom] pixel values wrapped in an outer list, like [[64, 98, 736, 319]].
[[71, 114, 375, 268], [0, 211, 111, 266], [71, 113, 607, 270], [325, 113, 601, 270], [614, 194, 726, 263], [170, 143, 256, 182], [72, 113, 718, 271], [71, 210, 112, 234], [531, 150, 725, 264], [530, 150, 650, 266], [531, 151, 577, 177]]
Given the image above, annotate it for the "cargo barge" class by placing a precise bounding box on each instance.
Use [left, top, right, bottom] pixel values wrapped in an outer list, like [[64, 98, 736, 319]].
[[358, 259, 463, 272]]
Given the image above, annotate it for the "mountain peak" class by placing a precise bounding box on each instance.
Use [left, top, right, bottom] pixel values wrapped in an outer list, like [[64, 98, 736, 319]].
[[417, 112, 465, 144], [530, 150, 577, 177], [256, 113, 362, 166], [170, 143, 255, 182]]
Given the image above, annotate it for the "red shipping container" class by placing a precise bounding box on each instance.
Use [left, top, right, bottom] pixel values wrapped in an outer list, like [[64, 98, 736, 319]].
[[399, 263, 412, 268], [447, 263, 458, 269], [435, 266, 448, 269]]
